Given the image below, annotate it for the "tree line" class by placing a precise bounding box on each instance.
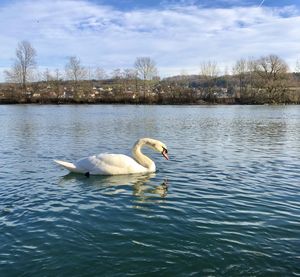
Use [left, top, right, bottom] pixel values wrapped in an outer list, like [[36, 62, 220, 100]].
[[1, 40, 300, 104], [4, 41, 157, 82]]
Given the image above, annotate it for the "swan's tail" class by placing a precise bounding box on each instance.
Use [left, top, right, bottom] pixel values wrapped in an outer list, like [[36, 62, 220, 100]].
[[54, 159, 78, 173]]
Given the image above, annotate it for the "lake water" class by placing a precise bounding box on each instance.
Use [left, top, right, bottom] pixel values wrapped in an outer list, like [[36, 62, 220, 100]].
[[0, 105, 299, 276]]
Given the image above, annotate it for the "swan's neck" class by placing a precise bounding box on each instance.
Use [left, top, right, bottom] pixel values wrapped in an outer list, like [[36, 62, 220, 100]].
[[132, 139, 156, 172]]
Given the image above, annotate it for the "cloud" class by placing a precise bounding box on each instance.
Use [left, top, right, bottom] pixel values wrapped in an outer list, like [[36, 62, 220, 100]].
[[0, 0, 300, 81]]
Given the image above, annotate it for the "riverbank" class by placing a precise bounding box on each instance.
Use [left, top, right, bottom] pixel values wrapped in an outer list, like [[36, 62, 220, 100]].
[[1, 75, 300, 105]]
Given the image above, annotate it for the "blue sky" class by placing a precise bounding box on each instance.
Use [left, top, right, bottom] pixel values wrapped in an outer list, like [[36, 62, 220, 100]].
[[0, 0, 300, 81], [90, 0, 300, 10]]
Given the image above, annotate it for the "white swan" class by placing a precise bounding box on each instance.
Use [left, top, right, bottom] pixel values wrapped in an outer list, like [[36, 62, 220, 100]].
[[54, 138, 169, 175]]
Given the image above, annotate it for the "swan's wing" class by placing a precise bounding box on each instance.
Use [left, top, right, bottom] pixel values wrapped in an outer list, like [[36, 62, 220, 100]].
[[75, 154, 147, 175]]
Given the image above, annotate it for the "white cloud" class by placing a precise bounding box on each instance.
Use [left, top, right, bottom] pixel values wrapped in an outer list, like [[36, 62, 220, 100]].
[[0, 0, 300, 81]]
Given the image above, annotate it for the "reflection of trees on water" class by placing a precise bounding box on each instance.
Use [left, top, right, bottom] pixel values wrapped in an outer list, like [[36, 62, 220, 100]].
[[60, 173, 169, 199]]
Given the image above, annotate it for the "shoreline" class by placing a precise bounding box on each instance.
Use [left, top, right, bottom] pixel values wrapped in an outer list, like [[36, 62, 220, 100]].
[[0, 101, 298, 106]]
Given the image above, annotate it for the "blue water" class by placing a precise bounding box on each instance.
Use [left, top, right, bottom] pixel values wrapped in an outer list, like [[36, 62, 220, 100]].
[[0, 105, 299, 276]]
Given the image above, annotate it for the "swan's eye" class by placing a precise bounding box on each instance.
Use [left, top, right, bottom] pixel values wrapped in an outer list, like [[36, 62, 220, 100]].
[[162, 147, 168, 153]]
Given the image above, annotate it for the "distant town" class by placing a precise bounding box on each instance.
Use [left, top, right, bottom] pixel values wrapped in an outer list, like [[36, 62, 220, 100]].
[[1, 41, 300, 105]]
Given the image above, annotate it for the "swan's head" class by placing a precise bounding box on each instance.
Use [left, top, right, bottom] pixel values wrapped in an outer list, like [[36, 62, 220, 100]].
[[160, 144, 169, 160], [142, 138, 169, 160]]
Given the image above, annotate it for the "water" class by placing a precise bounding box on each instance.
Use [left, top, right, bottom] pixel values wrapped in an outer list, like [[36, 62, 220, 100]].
[[0, 105, 299, 276]]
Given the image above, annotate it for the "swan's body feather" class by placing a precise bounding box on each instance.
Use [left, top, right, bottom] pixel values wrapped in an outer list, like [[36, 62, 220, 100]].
[[75, 154, 153, 175], [54, 138, 168, 176]]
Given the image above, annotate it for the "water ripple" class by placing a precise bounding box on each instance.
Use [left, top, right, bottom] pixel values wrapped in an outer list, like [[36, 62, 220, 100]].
[[0, 105, 300, 276]]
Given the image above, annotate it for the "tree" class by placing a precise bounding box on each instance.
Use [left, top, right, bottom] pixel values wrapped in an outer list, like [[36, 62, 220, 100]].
[[134, 57, 157, 81], [4, 40, 37, 89], [200, 60, 219, 78], [246, 57, 256, 92], [42, 68, 54, 82], [111, 68, 123, 79], [295, 59, 300, 73], [200, 60, 219, 101], [233, 58, 247, 97], [52, 69, 63, 100], [122, 69, 137, 94], [134, 57, 158, 100], [54, 69, 62, 81], [232, 58, 257, 102], [123, 68, 137, 80], [253, 54, 289, 102], [94, 67, 107, 80], [65, 56, 87, 82]]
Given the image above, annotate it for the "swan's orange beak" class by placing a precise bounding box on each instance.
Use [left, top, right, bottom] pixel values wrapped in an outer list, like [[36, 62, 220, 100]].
[[162, 148, 169, 160]]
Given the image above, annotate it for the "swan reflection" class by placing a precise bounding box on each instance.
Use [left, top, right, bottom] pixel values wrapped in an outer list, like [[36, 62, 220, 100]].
[[60, 173, 169, 198]]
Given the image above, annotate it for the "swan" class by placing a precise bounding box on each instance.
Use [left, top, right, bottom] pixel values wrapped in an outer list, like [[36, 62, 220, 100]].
[[54, 138, 169, 176]]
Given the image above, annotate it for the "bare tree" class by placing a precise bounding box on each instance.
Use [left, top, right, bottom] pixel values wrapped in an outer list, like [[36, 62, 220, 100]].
[[52, 69, 63, 100], [65, 56, 87, 82], [200, 60, 219, 101], [134, 57, 158, 100], [42, 68, 54, 82], [4, 63, 23, 84], [121, 68, 137, 94], [4, 40, 37, 89], [134, 57, 157, 80], [54, 69, 62, 81], [233, 59, 247, 75], [254, 54, 289, 102], [123, 68, 137, 80], [246, 57, 256, 92], [94, 67, 107, 80], [233, 58, 247, 97], [111, 68, 123, 79], [295, 59, 300, 73], [200, 60, 219, 78]]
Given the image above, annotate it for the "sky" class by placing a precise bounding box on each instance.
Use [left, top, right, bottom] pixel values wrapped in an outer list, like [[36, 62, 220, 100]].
[[0, 0, 300, 81]]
